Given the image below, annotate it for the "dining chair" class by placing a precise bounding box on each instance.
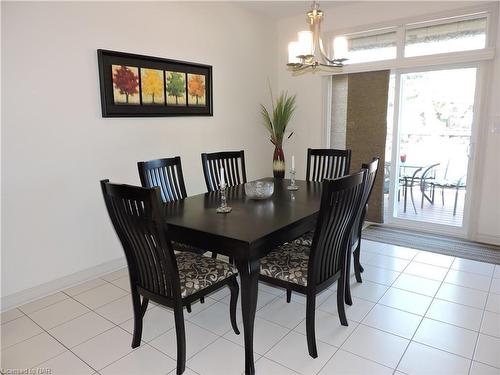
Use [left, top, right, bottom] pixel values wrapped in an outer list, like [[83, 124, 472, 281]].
[[138, 157, 218, 271], [201, 150, 247, 192], [137, 156, 187, 203], [100, 180, 240, 375], [294, 158, 379, 283], [306, 148, 352, 182], [259, 171, 367, 358], [291, 147, 353, 301], [348, 158, 379, 286]]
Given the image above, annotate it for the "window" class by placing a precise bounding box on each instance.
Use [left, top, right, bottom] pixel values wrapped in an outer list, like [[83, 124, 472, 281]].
[[405, 17, 487, 57], [333, 11, 492, 65], [345, 31, 397, 64]]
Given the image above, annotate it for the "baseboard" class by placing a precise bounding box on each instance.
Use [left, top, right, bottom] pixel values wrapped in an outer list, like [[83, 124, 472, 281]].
[[474, 233, 500, 246], [1, 256, 127, 312]]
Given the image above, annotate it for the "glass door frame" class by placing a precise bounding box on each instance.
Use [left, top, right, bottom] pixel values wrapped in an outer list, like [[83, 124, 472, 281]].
[[385, 61, 484, 236]]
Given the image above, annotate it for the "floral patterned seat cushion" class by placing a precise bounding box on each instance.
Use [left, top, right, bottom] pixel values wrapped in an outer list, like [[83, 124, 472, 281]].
[[172, 241, 208, 255], [294, 230, 314, 248], [295, 228, 358, 249], [260, 242, 310, 286], [175, 252, 237, 298]]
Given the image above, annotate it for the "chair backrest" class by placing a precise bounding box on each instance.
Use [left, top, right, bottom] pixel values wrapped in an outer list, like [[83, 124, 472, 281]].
[[100, 180, 180, 298], [201, 150, 247, 192], [420, 163, 440, 191], [352, 158, 380, 246], [409, 166, 423, 180], [137, 157, 187, 203], [309, 171, 367, 287], [306, 148, 352, 182]]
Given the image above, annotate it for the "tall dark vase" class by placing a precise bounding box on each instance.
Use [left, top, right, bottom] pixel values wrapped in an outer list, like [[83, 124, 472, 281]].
[[273, 145, 285, 179]]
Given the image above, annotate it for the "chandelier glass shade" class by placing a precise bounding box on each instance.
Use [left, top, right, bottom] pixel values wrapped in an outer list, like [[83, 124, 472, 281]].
[[287, 1, 348, 73]]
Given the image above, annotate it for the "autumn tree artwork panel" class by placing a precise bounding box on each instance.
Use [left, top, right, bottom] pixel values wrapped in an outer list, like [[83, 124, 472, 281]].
[[141, 68, 165, 105], [99, 50, 212, 116], [112, 65, 140, 105], [166, 71, 187, 106], [187, 73, 206, 106]]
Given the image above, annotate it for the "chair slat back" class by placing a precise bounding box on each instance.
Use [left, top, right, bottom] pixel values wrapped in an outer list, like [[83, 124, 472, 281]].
[[352, 158, 380, 245], [201, 150, 247, 192], [137, 157, 187, 203], [309, 171, 367, 286], [306, 148, 352, 182], [100, 180, 179, 298]]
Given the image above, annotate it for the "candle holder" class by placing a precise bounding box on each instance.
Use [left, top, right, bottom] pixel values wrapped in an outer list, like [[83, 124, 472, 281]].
[[287, 169, 299, 191], [216, 183, 232, 213]]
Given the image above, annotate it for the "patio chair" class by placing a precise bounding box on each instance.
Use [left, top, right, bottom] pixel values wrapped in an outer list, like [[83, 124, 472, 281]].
[[420, 163, 440, 208], [431, 162, 467, 216], [401, 166, 423, 214]]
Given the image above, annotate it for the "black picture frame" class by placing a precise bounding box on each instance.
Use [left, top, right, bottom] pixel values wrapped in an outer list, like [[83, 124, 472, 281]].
[[97, 49, 213, 117]]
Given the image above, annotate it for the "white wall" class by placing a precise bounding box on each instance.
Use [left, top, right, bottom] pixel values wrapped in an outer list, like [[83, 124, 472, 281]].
[[1, 1, 277, 303], [277, 1, 500, 244]]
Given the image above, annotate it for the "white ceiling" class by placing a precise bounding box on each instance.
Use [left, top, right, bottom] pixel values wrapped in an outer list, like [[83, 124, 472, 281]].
[[237, 1, 347, 20]]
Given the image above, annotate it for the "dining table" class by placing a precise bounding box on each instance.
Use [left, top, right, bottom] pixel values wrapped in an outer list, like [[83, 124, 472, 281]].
[[164, 177, 323, 375]]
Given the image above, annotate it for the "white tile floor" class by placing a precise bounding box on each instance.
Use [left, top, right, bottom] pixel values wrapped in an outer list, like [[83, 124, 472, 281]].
[[2, 239, 500, 375]]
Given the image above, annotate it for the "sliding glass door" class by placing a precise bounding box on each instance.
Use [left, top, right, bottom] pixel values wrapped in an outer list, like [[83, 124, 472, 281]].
[[385, 64, 480, 232]]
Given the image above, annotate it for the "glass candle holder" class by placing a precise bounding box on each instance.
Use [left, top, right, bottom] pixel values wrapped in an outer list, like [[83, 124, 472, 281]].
[[287, 169, 299, 191], [216, 183, 232, 213]]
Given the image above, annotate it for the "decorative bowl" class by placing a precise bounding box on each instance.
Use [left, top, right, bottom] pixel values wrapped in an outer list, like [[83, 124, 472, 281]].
[[244, 181, 274, 200]]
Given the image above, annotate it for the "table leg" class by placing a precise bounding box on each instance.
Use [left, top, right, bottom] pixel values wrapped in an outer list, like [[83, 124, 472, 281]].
[[236, 258, 260, 375]]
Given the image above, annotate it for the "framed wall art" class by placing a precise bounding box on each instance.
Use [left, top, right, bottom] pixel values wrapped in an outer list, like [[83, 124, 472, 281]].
[[97, 49, 213, 117]]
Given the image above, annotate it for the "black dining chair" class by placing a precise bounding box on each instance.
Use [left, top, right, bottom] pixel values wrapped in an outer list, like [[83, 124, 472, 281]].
[[349, 158, 380, 286], [259, 171, 367, 358], [306, 148, 352, 182], [137, 157, 187, 203], [295, 158, 379, 280], [201, 150, 247, 192], [100, 180, 240, 375], [286, 148, 352, 304], [138, 157, 220, 274]]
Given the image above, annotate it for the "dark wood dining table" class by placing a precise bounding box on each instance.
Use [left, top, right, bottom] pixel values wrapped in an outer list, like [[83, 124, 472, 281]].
[[164, 177, 323, 374]]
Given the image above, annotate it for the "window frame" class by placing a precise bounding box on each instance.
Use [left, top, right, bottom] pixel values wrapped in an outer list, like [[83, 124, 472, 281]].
[[326, 3, 497, 74], [403, 12, 490, 58], [341, 27, 399, 64]]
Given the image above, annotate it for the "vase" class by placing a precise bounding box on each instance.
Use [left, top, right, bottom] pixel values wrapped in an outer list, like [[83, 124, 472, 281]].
[[273, 145, 285, 179]]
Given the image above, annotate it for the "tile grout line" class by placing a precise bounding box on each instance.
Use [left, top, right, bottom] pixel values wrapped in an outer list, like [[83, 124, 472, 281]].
[[467, 271, 495, 374], [92, 325, 177, 374], [261, 249, 415, 375], [5, 254, 498, 374], [362, 257, 496, 311], [19, 310, 101, 374], [331, 249, 420, 374], [391, 259, 455, 373], [313, 251, 405, 374]]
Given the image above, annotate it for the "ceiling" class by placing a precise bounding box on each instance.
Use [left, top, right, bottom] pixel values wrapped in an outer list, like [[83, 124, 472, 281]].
[[237, 1, 348, 20]]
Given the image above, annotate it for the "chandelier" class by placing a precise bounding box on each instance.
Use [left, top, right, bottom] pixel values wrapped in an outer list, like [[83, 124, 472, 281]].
[[287, 1, 348, 74]]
